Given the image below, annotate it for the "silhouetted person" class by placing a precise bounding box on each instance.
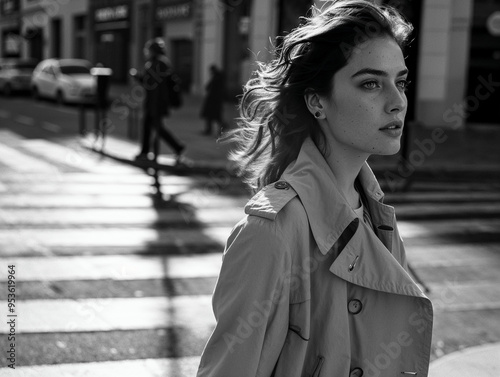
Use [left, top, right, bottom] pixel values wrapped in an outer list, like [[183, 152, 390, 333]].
[[200, 65, 227, 136], [131, 38, 185, 162]]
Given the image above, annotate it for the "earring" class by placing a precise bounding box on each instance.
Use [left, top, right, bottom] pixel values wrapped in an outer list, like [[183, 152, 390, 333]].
[[314, 111, 321, 118]]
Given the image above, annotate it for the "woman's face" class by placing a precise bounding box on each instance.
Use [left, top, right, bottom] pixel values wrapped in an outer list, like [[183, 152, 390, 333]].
[[319, 36, 408, 157]]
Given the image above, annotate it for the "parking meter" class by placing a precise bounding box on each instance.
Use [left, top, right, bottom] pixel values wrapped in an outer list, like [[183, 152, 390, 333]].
[[90, 66, 113, 109]]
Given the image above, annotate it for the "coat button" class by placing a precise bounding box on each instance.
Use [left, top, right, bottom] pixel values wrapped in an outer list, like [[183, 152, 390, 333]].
[[350, 367, 363, 376], [348, 299, 363, 314], [274, 181, 289, 190]]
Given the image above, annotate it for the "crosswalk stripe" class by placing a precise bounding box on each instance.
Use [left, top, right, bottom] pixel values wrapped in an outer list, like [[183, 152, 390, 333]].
[[0, 193, 155, 208], [0, 254, 222, 282], [0, 143, 61, 172], [397, 219, 500, 238], [0, 181, 185, 194], [15, 115, 35, 126], [401, 181, 500, 191], [41, 121, 61, 132], [406, 244, 500, 267], [0, 207, 244, 227], [84, 135, 139, 162], [0, 170, 245, 189], [21, 139, 92, 171], [0, 192, 247, 209], [0, 130, 137, 174], [386, 191, 500, 203], [0, 295, 214, 333], [0, 227, 230, 254], [395, 202, 500, 219], [22, 138, 140, 173], [0, 357, 201, 377], [0, 177, 245, 195]]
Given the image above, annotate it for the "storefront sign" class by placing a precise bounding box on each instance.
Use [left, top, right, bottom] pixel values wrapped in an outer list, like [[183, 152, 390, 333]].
[[156, 1, 192, 20], [95, 4, 129, 23]]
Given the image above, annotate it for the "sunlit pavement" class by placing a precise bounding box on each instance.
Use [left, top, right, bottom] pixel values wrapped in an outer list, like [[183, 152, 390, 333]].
[[0, 94, 500, 375]]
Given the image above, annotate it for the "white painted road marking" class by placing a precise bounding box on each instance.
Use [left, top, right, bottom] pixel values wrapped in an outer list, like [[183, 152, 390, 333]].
[[0, 295, 214, 334], [15, 115, 35, 126], [0, 357, 201, 377], [0, 143, 59, 172], [0, 253, 222, 281], [41, 121, 61, 132]]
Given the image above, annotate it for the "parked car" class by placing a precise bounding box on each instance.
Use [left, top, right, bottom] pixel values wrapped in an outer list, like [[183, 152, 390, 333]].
[[31, 59, 97, 104], [0, 58, 38, 96]]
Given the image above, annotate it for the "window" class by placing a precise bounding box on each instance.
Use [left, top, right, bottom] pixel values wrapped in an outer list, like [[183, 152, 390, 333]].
[[73, 15, 87, 59]]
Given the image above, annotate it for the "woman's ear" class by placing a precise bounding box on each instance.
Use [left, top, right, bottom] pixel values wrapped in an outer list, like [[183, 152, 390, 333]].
[[304, 89, 325, 119]]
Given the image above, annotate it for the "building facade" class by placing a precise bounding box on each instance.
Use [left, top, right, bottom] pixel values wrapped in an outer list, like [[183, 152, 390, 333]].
[[18, 0, 89, 62], [0, 0, 498, 126], [0, 0, 21, 58]]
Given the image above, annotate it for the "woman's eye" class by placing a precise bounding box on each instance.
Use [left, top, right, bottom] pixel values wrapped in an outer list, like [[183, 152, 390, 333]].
[[397, 79, 411, 91], [362, 81, 379, 90]]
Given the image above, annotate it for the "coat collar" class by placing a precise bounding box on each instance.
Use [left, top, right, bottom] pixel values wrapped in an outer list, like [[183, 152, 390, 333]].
[[282, 138, 428, 298], [282, 138, 387, 255], [330, 223, 428, 298]]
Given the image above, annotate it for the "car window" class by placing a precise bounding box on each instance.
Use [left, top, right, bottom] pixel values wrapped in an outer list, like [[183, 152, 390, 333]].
[[42, 66, 55, 75], [60, 65, 90, 75]]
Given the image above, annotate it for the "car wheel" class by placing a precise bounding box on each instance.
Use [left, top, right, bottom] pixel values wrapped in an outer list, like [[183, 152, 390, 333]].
[[56, 90, 65, 105]]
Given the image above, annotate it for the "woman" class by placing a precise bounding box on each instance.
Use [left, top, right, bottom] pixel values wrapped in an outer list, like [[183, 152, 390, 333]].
[[197, 1, 433, 376], [200, 64, 227, 136]]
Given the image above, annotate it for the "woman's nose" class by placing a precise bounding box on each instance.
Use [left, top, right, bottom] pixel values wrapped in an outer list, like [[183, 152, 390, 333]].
[[385, 86, 407, 114]]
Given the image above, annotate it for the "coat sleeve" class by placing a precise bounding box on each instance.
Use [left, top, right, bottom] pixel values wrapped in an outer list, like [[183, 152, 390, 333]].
[[197, 216, 291, 377]]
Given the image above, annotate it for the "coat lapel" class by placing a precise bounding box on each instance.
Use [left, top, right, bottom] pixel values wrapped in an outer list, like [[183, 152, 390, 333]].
[[329, 223, 426, 298], [281, 138, 425, 298]]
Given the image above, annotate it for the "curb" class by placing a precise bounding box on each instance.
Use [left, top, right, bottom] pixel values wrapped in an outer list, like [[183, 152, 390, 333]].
[[429, 342, 500, 377]]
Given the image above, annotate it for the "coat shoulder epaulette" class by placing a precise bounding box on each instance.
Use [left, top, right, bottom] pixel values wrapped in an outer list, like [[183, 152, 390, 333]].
[[244, 181, 298, 221]]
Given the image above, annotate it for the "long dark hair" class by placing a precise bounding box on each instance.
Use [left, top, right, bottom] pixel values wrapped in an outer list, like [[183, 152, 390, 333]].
[[229, 0, 413, 191]]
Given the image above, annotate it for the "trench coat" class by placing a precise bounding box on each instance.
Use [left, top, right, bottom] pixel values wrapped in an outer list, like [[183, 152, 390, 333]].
[[197, 138, 433, 377]]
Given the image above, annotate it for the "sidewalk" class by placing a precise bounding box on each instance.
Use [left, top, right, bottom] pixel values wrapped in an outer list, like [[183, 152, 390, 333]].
[[429, 342, 500, 377], [98, 84, 500, 179]]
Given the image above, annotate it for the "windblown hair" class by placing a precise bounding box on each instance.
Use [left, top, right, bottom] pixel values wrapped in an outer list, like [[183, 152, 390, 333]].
[[229, 0, 413, 191]]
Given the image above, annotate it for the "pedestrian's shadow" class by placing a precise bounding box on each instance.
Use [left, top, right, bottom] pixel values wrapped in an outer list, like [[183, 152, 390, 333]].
[[88, 145, 243, 373]]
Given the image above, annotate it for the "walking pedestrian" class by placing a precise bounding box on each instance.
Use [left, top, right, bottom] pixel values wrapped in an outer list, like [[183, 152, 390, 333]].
[[132, 37, 185, 163], [200, 64, 227, 136], [197, 1, 433, 376]]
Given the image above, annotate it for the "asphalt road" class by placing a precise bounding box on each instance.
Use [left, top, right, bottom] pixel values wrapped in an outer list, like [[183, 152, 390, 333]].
[[0, 95, 499, 376]]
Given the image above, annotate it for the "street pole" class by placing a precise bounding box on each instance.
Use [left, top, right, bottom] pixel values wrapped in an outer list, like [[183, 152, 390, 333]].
[[150, 0, 162, 197], [150, 0, 158, 38]]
